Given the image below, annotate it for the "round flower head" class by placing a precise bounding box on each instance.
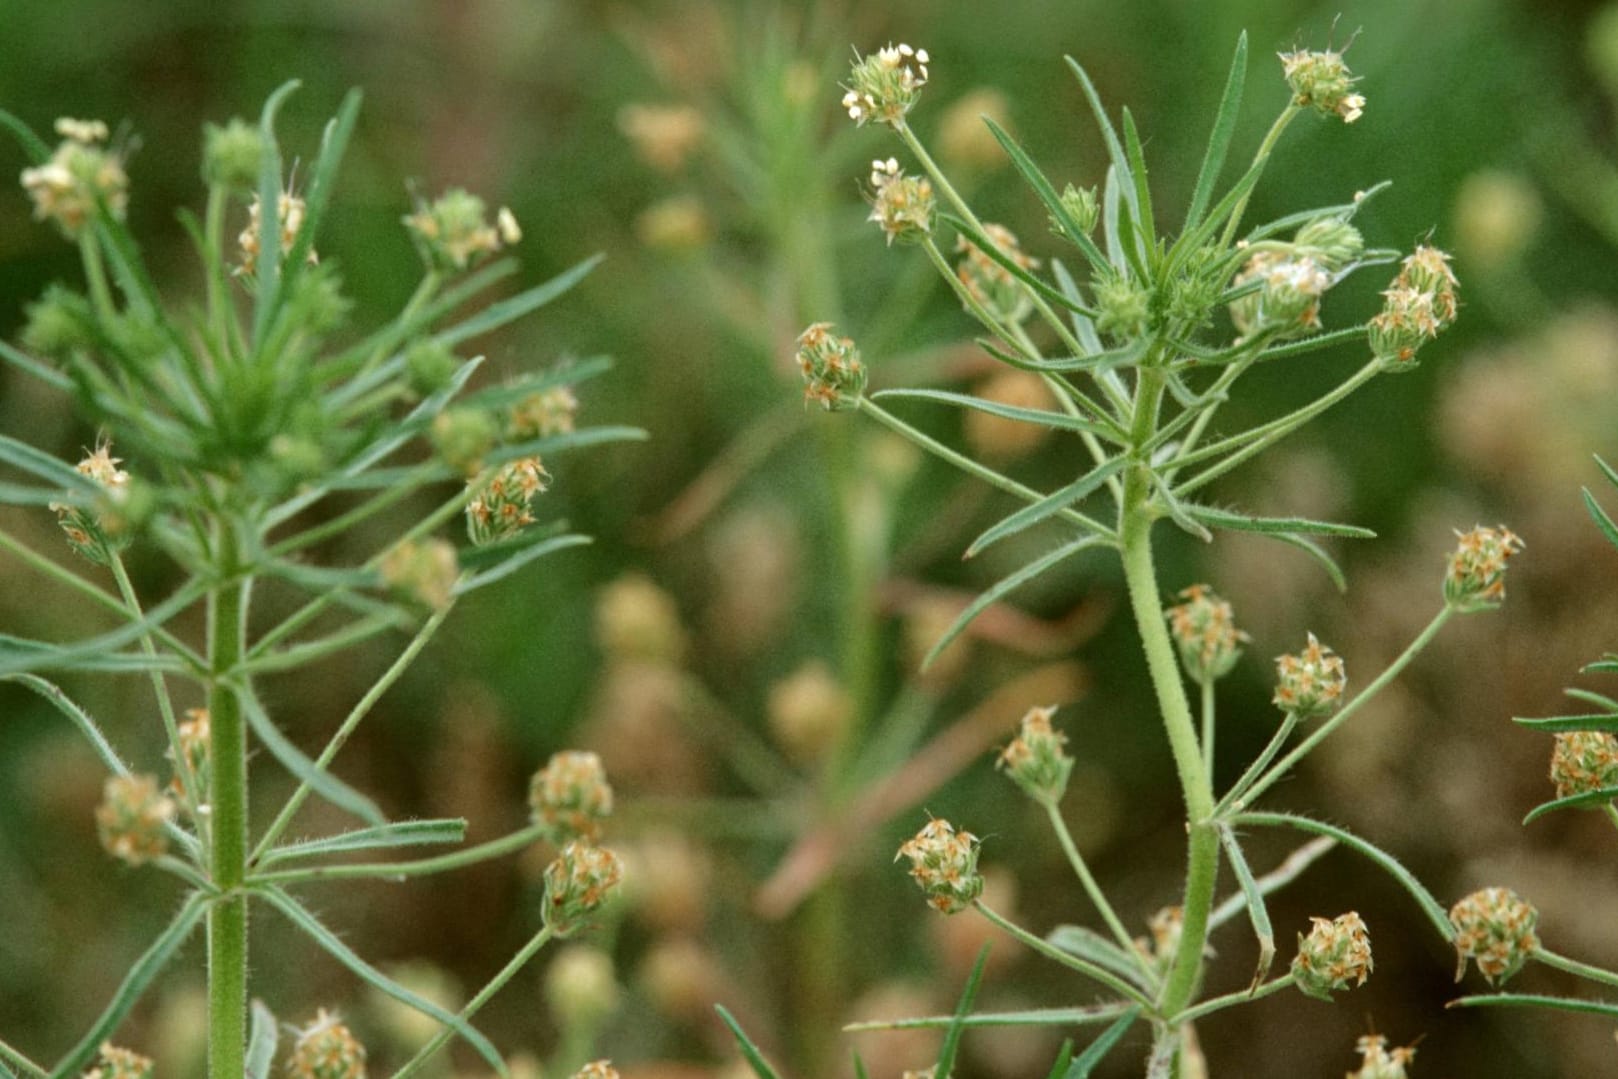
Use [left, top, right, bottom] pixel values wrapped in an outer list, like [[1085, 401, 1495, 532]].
[[1348, 1034, 1416, 1079], [1450, 886, 1538, 986], [842, 43, 930, 128], [288, 1010, 366, 1079], [1164, 584, 1248, 685], [466, 457, 550, 546], [1272, 633, 1347, 719], [1291, 911, 1372, 1000], [996, 704, 1073, 803], [1279, 46, 1365, 122], [529, 750, 614, 843], [896, 817, 984, 915], [237, 190, 315, 277], [95, 774, 175, 866], [509, 386, 579, 439], [22, 118, 128, 238], [1370, 245, 1459, 370], [378, 538, 459, 611], [202, 118, 265, 190], [1293, 216, 1365, 271], [955, 223, 1037, 325], [82, 1043, 153, 1079], [404, 187, 517, 271], [1229, 250, 1331, 342], [1549, 731, 1618, 800], [1052, 182, 1099, 239], [430, 407, 498, 475], [543, 842, 625, 937], [1443, 525, 1523, 611], [867, 157, 935, 245], [50, 440, 132, 566], [795, 322, 866, 411]]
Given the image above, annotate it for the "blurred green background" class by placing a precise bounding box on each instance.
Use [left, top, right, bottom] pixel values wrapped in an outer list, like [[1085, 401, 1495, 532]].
[[5, 0, 1618, 1076]]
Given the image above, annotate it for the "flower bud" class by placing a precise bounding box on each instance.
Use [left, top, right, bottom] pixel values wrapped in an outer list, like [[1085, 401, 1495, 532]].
[[795, 322, 867, 411], [1293, 217, 1364, 271], [1272, 633, 1346, 719], [404, 188, 514, 271], [545, 944, 620, 1032], [570, 1063, 621, 1079], [1279, 47, 1365, 123], [509, 386, 579, 439], [842, 42, 930, 128], [429, 408, 498, 475], [996, 705, 1073, 803], [529, 750, 614, 844], [288, 1010, 366, 1079], [1369, 245, 1459, 370], [1164, 585, 1248, 685], [1443, 525, 1523, 612], [1052, 182, 1099, 239], [896, 817, 984, 915], [22, 284, 95, 359], [542, 842, 625, 937], [51, 440, 133, 566], [465, 456, 550, 546], [867, 157, 935, 245], [1229, 250, 1330, 341], [96, 774, 174, 866], [1093, 273, 1151, 340], [82, 1043, 154, 1079], [202, 118, 265, 190], [1348, 1034, 1416, 1079], [378, 539, 459, 611], [1450, 886, 1538, 985], [22, 119, 128, 238], [1291, 911, 1372, 1000], [404, 339, 459, 399], [237, 190, 314, 277], [1550, 731, 1618, 800], [956, 224, 1037, 325]]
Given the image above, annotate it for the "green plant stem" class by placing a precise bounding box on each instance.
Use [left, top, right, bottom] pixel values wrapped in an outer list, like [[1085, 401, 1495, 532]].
[[1169, 972, 1295, 1025], [1536, 947, 1618, 989], [1606, 804, 1618, 835], [108, 554, 198, 820], [250, 602, 455, 861], [1233, 607, 1453, 810], [972, 900, 1155, 1008], [1213, 713, 1298, 816], [78, 231, 116, 320], [207, 521, 249, 1079], [1200, 679, 1216, 783], [1219, 106, 1300, 248], [1042, 798, 1145, 972], [391, 924, 555, 1079], [856, 398, 1115, 540], [251, 824, 545, 884], [0, 1034, 47, 1079]]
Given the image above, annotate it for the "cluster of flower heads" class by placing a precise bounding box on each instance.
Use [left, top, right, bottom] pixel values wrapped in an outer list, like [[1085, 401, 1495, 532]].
[[1164, 585, 1248, 685], [528, 750, 624, 937], [1229, 248, 1331, 341], [1443, 524, 1524, 611], [1273, 632, 1347, 719], [1548, 730, 1618, 800], [842, 43, 930, 127], [287, 1009, 366, 1079], [1279, 46, 1365, 123], [1347, 1034, 1417, 1079], [466, 456, 551, 546], [95, 774, 175, 867], [50, 440, 132, 566], [866, 156, 934, 245], [795, 322, 866, 411], [21, 118, 128, 237], [996, 704, 1074, 803], [1450, 886, 1539, 986], [1291, 910, 1373, 1000], [79, 1043, 152, 1079], [896, 817, 984, 915], [404, 187, 521, 271], [955, 223, 1037, 325], [1370, 245, 1461, 369]]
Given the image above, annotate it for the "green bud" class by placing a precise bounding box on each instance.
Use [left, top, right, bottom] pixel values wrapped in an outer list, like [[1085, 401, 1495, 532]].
[[1293, 217, 1364, 271], [1053, 182, 1099, 238], [21, 284, 95, 359], [794, 322, 867, 412], [429, 407, 498, 475], [543, 842, 625, 937], [202, 118, 265, 190], [405, 340, 460, 399], [1093, 273, 1151, 340], [996, 705, 1073, 803]]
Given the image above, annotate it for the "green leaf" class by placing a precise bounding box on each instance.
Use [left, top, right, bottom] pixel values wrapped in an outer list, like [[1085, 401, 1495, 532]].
[[1064, 56, 1135, 217], [0, 1034, 46, 1079], [1233, 811, 1452, 940], [1579, 660, 1618, 679], [281, 90, 361, 287], [1046, 926, 1152, 989], [1447, 992, 1618, 1019], [1043, 1042, 1075, 1079], [1583, 486, 1618, 552], [0, 434, 97, 491], [1522, 786, 1618, 824], [1050, 259, 1107, 354], [0, 341, 72, 391], [1183, 33, 1248, 234], [1217, 824, 1275, 991], [434, 254, 604, 350], [967, 458, 1126, 557], [1250, 326, 1370, 365], [240, 688, 387, 827], [1512, 713, 1618, 733], [258, 819, 469, 867], [454, 534, 593, 595], [935, 946, 992, 1079], [1156, 485, 1212, 543], [1564, 687, 1618, 710], [922, 534, 1108, 670], [871, 387, 1112, 437], [941, 212, 1097, 316], [257, 886, 507, 1075], [0, 580, 202, 678], [1120, 107, 1155, 252], [715, 1005, 781, 1079], [251, 79, 302, 350], [0, 109, 50, 165], [482, 425, 649, 469], [844, 1003, 1132, 1032], [1064, 1007, 1141, 1079], [246, 1000, 279, 1079], [48, 894, 207, 1079], [1268, 532, 1349, 592], [981, 118, 1110, 274], [1185, 506, 1374, 539], [2, 673, 130, 776], [1247, 181, 1392, 241], [852, 1052, 871, 1079]]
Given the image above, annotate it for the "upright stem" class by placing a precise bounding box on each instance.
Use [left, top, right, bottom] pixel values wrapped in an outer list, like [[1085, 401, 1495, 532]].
[[207, 520, 249, 1079]]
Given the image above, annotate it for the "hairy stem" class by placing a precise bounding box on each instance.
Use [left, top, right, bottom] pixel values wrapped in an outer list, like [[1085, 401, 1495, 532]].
[[973, 900, 1155, 1008], [207, 521, 249, 1079]]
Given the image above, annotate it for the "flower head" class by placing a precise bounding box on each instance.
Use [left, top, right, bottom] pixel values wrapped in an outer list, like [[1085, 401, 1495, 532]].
[[1229, 250, 1331, 341], [1291, 911, 1372, 1000], [795, 322, 867, 411], [82, 1043, 153, 1079], [95, 774, 174, 866], [955, 223, 1037, 325], [202, 118, 265, 190], [1279, 46, 1365, 123], [529, 750, 614, 844], [404, 188, 516, 271], [1443, 525, 1523, 611], [237, 190, 315, 276], [378, 538, 460, 611], [1273, 633, 1347, 719], [509, 386, 579, 439], [543, 842, 626, 937], [466, 456, 550, 546], [1347, 1034, 1416, 1079], [570, 1063, 621, 1079], [1165, 585, 1248, 685], [996, 705, 1074, 803], [1370, 246, 1459, 370], [1451, 886, 1538, 985], [1549, 731, 1618, 800], [51, 439, 133, 565], [168, 707, 211, 807], [896, 817, 984, 915], [22, 118, 127, 237], [288, 1010, 366, 1079], [842, 43, 930, 128], [866, 157, 935, 245]]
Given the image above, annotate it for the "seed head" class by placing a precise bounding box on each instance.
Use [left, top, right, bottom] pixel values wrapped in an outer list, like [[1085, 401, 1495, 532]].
[[51, 439, 132, 565], [997, 704, 1074, 803], [288, 1010, 366, 1079], [1549, 731, 1618, 800], [466, 456, 550, 546], [95, 774, 174, 866], [404, 188, 515, 271], [955, 223, 1037, 325], [543, 842, 626, 937], [1443, 525, 1523, 611], [1164, 585, 1249, 685], [237, 190, 314, 276], [1279, 47, 1365, 123], [22, 119, 127, 237], [202, 118, 265, 190], [1229, 250, 1331, 341], [1273, 633, 1347, 719], [795, 322, 867, 412], [1370, 246, 1459, 370], [866, 157, 935, 245], [1291, 911, 1372, 1000], [1348, 1034, 1417, 1079], [570, 1063, 621, 1079], [529, 750, 614, 844], [509, 386, 579, 439], [378, 538, 460, 611], [82, 1043, 153, 1079], [1450, 886, 1538, 986], [896, 817, 984, 915], [842, 43, 930, 128]]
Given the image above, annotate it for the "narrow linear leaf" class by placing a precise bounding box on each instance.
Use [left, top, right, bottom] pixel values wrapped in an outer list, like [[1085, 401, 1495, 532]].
[[0, 581, 201, 678], [1583, 487, 1618, 551], [923, 535, 1108, 670], [0, 1035, 45, 1079], [1064, 56, 1135, 214], [0, 637, 180, 673], [258, 819, 468, 867], [1248, 326, 1370, 365], [1579, 660, 1618, 678], [1564, 687, 1618, 711], [0, 433, 98, 491], [715, 1005, 781, 1079], [1248, 181, 1392, 241], [1187, 506, 1374, 539], [981, 118, 1109, 274], [872, 387, 1110, 437], [2, 673, 130, 776], [251, 79, 301, 350], [282, 89, 362, 277], [435, 254, 604, 349], [0, 341, 72, 391], [1512, 713, 1618, 734], [853, 1052, 871, 1079], [257, 886, 506, 1075], [1523, 786, 1618, 824], [245, 1000, 279, 1079], [1156, 486, 1212, 543], [0, 109, 50, 164], [481, 425, 649, 469], [241, 689, 387, 827], [0, 1057, 18, 1079], [1448, 993, 1618, 1019], [968, 458, 1126, 557], [48, 894, 207, 1079], [1120, 107, 1155, 250], [1233, 811, 1452, 940], [1179, 155, 1265, 256], [1047, 926, 1152, 990], [1209, 836, 1337, 931], [0, 482, 84, 507], [845, 1003, 1132, 1032], [1064, 1007, 1141, 1079], [1268, 532, 1348, 592], [935, 946, 992, 1079], [942, 212, 1096, 315], [1102, 167, 1137, 275], [1594, 454, 1618, 490], [454, 534, 593, 595], [1183, 33, 1248, 234], [1217, 825, 1275, 991], [1044, 1042, 1075, 1079]]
